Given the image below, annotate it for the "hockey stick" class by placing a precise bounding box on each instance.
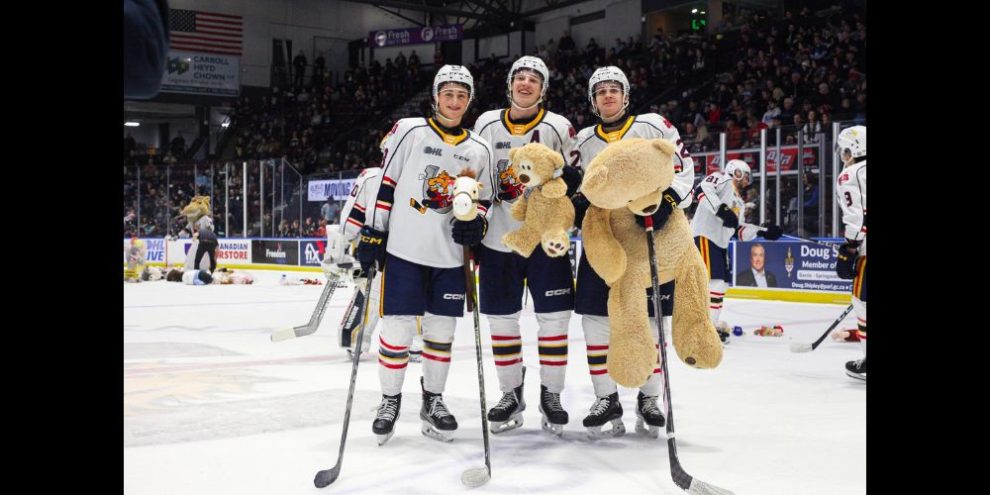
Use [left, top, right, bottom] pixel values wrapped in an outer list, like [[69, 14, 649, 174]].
[[460, 245, 492, 488], [271, 273, 341, 342], [644, 216, 735, 495], [789, 303, 855, 353], [780, 234, 843, 248], [313, 263, 378, 488]]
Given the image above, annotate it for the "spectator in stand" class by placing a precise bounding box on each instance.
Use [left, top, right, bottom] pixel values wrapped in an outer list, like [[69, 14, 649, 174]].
[[558, 30, 576, 53], [313, 52, 326, 87], [293, 50, 307, 88], [802, 110, 823, 143]]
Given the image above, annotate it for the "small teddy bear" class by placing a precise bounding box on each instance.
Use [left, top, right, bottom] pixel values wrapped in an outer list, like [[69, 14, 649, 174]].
[[501, 143, 575, 258]]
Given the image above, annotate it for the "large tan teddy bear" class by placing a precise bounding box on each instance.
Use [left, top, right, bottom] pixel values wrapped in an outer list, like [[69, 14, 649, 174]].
[[501, 143, 575, 258], [581, 137, 722, 388]]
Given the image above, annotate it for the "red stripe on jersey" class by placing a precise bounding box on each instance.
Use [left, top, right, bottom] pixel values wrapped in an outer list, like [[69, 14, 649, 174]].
[[379, 337, 407, 351], [590, 369, 609, 375], [379, 360, 408, 369], [354, 203, 366, 212], [586, 345, 609, 351], [652, 368, 662, 374], [376, 201, 392, 211], [495, 358, 522, 366], [539, 360, 567, 366], [710, 291, 725, 296], [491, 335, 520, 341], [538, 335, 568, 341], [346, 218, 362, 228], [382, 176, 397, 187]]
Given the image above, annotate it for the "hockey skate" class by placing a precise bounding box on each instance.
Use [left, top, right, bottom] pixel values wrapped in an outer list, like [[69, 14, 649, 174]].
[[845, 356, 866, 381], [582, 392, 625, 439], [488, 366, 526, 434], [634, 391, 665, 438], [372, 393, 401, 446], [538, 384, 568, 437], [420, 377, 457, 442]]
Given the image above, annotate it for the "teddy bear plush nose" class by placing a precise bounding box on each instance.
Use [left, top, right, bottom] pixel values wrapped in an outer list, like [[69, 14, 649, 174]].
[[518, 174, 530, 183], [642, 204, 657, 214]]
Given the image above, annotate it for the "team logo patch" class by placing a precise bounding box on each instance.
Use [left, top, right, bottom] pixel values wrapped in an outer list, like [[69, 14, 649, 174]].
[[496, 159, 525, 202]]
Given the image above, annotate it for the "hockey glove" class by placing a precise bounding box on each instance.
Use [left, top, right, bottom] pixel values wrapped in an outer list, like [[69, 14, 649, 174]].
[[835, 240, 860, 280], [452, 216, 488, 246], [571, 192, 591, 229], [716, 203, 740, 230], [634, 190, 681, 230], [355, 226, 387, 273], [560, 165, 583, 198], [757, 224, 783, 240]]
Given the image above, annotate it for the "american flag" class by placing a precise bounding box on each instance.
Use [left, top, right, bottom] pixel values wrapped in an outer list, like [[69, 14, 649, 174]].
[[169, 9, 243, 56]]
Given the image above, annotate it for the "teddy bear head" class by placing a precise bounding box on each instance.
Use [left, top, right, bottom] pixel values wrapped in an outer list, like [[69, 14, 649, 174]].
[[581, 138, 677, 214], [508, 142, 567, 198]]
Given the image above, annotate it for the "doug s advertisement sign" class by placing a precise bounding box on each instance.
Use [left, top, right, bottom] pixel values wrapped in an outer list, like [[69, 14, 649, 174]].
[[733, 239, 851, 292]]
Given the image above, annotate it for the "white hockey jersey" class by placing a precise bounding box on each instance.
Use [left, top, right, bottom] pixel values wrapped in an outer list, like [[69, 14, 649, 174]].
[[342, 167, 382, 241], [691, 171, 761, 249], [835, 161, 867, 255], [574, 113, 695, 207], [473, 108, 577, 253], [369, 117, 496, 268]]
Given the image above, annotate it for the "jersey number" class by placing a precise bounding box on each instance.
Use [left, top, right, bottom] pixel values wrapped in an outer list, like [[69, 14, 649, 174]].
[[843, 191, 853, 207]]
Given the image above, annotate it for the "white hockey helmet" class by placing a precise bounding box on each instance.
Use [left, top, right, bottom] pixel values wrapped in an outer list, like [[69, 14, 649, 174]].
[[836, 125, 866, 159], [506, 56, 549, 104], [588, 66, 630, 118], [432, 64, 474, 103], [724, 159, 752, 183]]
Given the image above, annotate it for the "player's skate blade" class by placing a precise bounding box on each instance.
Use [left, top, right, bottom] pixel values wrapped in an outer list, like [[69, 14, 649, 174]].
[[421, 421, 454, 442], [586, 418, 625, 439], [489, 414, 524, 434], [540, 415, 564, 436], [635, 418, 660, 438]]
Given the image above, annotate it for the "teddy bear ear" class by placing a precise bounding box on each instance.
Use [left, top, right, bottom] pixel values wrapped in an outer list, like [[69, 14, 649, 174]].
[[652, 138, 677, 156], [552, 150, 565, 169]]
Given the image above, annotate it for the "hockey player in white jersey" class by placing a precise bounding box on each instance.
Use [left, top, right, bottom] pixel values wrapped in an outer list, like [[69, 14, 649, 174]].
[[356, 65, 496, 444], [324, 167, 424, 362], [692, 159, 782, 342], [570, 66, 697, 439], [834, 125, 867, 381], [472, 55, 582, 436]]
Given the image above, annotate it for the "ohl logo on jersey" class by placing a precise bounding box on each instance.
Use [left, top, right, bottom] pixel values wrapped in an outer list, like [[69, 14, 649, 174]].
[[496, 159, 525, 202]]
